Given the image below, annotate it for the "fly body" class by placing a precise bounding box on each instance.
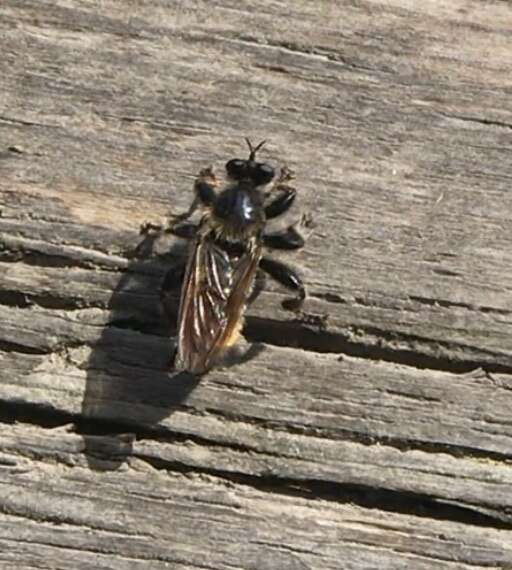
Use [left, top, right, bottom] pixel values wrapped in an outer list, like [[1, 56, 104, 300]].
[[157, 139, 307, 375]]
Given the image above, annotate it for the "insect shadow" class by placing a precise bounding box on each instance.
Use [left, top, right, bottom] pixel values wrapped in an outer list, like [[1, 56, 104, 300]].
[[79, 231, 201, 471], [79, 229, 267, 471]]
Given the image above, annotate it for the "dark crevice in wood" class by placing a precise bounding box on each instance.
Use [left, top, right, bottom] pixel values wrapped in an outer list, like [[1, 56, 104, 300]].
[[197, 406, 512, 464], [5, 390, 512, 468], [0, 402, 73, 429], [105, 317, 167, 337], [0, 248, 105, 271], [0, 290, 33, 309], [0, 114, 59, 129], [0, 288, 87, 311], [0, 340, 47, 356], [2, 401, 512, 529], [432, 268, 461, 278], [0, 400, 193, 443], [0, 241, 176, 274], [207, 31, 377, 74], [409, 294, 512, 316], [3, 283, 509, 381], [131, 454, 512, 530], [311, 292, 347, 304], [439, 111, 512, 131], [244, 317, 512, 375]]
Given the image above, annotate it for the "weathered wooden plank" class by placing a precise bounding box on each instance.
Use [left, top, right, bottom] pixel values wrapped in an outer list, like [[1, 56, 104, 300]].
[[1, 229, 511, 375], [1, 267, 512, 456], [1, 0, 511, 370], [2, 317, 512, 523], [1, 0, 512, 565], [0, 422, 511, 570]]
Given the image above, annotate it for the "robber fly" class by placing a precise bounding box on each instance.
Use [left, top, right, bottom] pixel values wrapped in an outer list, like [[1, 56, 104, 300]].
[[153, 139, 307, 375]]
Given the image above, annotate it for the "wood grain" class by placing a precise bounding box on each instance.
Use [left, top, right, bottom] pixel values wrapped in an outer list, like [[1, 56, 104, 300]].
[[1, 0, 512, 567], [1, 422, 512, 570]]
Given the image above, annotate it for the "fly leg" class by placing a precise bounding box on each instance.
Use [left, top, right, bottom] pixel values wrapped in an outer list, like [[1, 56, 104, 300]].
[[264, 166, 313, 249], [174, 166, 218, 222], [264, 188, 296, 219], [263, 227, 304, 250], [262, 160, 311, 308], [259, 257, 305, 311], [135, 218, 198, 258], [247, 269, 267, 305], [263, 212, 313, 250], [264, 166, 297, 220], [249, 224, 305, 306], [140, 167, 218, 237]]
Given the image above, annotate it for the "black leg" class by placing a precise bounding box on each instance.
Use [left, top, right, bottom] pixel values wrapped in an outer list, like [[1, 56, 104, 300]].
[[264, 188, 296, 220], [263, 224, 305, 250], [169, 197, 200, 224], [140, 167, 217, 236], [168, 221, 197, 240], [134, 223, 195, 259], [194, 166, 217, 204], [264, 165, 297, 219], [247, 270, 266, 304], [175, 167, 217, 221], [167, 168, 217, 225], [139, 198, 200, 236], [259, 257, 305, 310]]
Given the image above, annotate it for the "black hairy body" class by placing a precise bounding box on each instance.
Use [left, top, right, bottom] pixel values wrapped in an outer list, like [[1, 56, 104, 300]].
[[148, 139, 307, 375]]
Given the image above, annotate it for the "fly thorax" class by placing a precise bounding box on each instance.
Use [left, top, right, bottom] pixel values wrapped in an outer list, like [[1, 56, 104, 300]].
[[212, 185, 264, 239]]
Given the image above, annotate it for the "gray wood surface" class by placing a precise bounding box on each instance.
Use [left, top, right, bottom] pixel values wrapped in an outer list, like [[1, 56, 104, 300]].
[[1, 0, 512, 568]]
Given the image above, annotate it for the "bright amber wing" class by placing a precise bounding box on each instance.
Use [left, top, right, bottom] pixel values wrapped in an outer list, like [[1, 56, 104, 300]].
[[176, 232, 262, 374]]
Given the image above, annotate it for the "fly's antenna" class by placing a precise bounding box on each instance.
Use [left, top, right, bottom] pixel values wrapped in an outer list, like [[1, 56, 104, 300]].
[[245, 138, 266, 161]]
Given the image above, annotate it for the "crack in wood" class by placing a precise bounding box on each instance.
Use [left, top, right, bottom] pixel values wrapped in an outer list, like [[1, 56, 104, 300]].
[[1, 281, 510, 377], [409, 295, 512, 316], [2, 296, 508, 379], [2, 235, 509, 377], [0, 288, 87, 312], [244, 317, 512, 375], [0, 339, 47, 356], [194, 406, 512, 464], [2, 398, 512, 528], [2, 409, 510, 531], [439, 112, 512, 131], [0, 114, 59, 129], [0, 236, 129, 271]]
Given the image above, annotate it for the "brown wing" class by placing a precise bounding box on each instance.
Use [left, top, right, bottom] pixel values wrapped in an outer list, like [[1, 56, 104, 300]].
[[176, 231, 262, 374]]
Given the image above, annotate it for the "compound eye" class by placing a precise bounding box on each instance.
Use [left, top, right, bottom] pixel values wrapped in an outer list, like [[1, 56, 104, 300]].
[[252, 163, 275, 185], [226, 159, 247, 179]]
